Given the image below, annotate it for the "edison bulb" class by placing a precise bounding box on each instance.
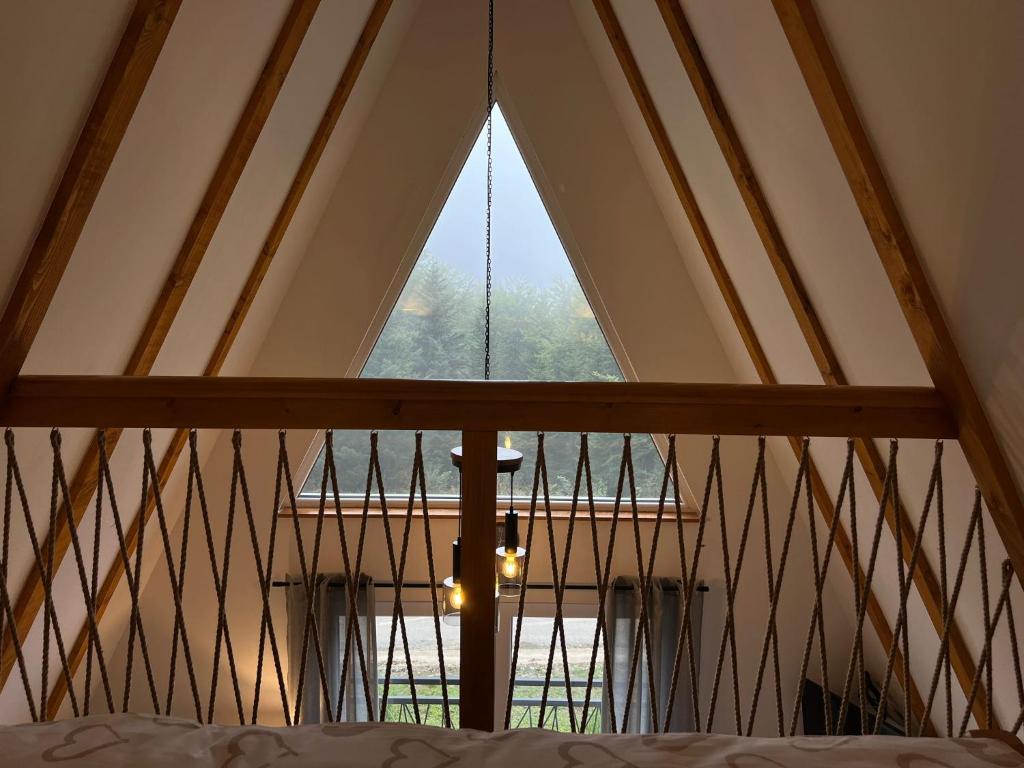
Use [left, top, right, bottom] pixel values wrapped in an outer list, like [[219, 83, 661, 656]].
[[504, 433, 512, 450], [450, 583, 464, 609], [502, 552, 520, 579]]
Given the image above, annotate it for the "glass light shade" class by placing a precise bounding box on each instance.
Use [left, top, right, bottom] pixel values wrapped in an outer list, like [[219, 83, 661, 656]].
[[496, 546, 526, 595], [442, 575, 463, 626], [443, 574, 500, 626]]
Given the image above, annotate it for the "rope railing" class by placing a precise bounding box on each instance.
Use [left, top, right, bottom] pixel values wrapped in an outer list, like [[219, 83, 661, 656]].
[[0, 427, 1019, 741]]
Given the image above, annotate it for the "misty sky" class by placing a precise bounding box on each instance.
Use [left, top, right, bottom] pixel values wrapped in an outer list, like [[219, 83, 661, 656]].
[[421, 104, 577, 288]]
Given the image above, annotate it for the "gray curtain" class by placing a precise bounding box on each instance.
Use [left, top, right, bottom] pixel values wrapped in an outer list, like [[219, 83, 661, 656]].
[[286, 574, 376, 723], [603, 576, 703, 733]]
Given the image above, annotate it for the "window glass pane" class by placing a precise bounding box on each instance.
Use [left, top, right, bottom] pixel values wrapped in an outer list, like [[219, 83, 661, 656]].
[[509, 616, 603, 733], [376, 612, 460, 727], [303, 429, 663, 499], [301, 104, 664, 499]]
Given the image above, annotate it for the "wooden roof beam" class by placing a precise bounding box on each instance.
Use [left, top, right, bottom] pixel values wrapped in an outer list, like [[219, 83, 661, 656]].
[[591, 0, 932, 732], [772, 0, 1024, 598], [0, 0, 181, 395], [0, 0, 321, 696], [44, 0, 394, 718], [654, 0, 984, 728]]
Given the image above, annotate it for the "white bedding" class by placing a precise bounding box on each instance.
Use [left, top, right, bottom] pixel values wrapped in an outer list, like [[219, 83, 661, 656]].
[[1, 714, 1022, 767]]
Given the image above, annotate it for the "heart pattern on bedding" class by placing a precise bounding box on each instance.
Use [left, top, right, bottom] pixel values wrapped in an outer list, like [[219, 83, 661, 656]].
[[41, 723, 129, 762]]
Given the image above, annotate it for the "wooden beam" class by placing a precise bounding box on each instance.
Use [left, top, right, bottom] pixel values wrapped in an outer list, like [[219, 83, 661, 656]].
[[1, 376, 953, 437], [459, 430, 498, 731], [591, 0, 934, 731], [773, 0, 1024, 610], [125, 0, 321, 378], [655, 0, 982, 728], [0, 0, 180, 395], [44, 0, 393, 717], [0, 0, 320, 698]]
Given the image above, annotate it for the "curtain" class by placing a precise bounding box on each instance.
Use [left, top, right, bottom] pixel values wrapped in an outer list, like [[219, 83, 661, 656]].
[[602, 576, 704, 733], [286, 574, 377, 723]]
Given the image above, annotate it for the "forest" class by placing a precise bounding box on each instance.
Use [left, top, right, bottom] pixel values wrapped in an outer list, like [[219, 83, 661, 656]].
[[301, 256, 665, 500]]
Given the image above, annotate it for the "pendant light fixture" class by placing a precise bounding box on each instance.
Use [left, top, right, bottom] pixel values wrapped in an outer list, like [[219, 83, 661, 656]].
[[496, 436, 526, 595], [443, 0, 527, 624]]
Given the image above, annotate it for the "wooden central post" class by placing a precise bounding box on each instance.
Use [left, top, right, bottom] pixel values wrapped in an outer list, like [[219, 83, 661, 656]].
[[459, 430, 497, 730]]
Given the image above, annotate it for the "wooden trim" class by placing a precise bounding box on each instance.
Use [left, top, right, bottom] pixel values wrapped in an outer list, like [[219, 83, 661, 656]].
[[15, 0, 319, 706], [771, 0, 1024, 591], [459, 430, 498, 730], [1, 376, 955, 437], [592, 0, 933, 731], [43, 0, 394, 716], [0, 0, 181, 395], [655, 0, 979, 728]]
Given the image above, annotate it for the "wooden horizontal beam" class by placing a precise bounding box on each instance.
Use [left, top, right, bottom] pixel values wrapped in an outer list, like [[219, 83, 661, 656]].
[[0, 376, 955, 437]]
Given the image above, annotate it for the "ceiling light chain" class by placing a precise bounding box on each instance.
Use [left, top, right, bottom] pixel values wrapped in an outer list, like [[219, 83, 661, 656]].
[[484, 0, 494, 382]]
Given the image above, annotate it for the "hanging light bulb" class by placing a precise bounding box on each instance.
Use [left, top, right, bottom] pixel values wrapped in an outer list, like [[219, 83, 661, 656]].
[[496, 469, 526, 595], [443, 538, 463, 626]]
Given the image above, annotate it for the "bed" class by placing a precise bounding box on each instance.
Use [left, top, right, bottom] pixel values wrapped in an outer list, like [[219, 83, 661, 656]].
[[2, 714, 1022, 767]]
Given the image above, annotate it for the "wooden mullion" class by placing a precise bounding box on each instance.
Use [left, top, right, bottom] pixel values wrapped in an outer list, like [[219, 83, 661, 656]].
[[655, 0, 981, 728]]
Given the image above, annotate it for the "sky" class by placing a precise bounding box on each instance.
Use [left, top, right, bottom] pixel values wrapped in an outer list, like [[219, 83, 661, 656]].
[[421, 103, 577, 288]]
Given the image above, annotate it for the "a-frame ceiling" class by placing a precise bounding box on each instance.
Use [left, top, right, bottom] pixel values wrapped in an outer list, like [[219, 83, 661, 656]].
[[0, 0, 1021, 729]]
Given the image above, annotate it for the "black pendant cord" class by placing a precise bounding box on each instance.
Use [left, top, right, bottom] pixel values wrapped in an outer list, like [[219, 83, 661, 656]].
[[483, 0, 494, 382]]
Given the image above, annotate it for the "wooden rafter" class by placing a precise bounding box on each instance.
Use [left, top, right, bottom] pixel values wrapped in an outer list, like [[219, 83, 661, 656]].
[[44, 0, 394, 718], [0, 0, 321, 696], [590, 0, 933, 730], [0, 0, 181, 395], [770, 0, 1024, 595], [654, 0, 984, 727]]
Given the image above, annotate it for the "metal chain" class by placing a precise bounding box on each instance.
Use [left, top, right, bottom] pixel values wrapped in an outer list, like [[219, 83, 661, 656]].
[[483, 0, 494, 380]]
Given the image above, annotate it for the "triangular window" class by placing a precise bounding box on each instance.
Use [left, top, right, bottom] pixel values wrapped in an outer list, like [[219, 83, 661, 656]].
[[302, 105, 664, 499]]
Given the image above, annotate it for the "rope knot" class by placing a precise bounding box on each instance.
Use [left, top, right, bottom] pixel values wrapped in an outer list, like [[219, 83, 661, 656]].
[[50, 428, 61, 449], [142, 428, 153, 447]]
